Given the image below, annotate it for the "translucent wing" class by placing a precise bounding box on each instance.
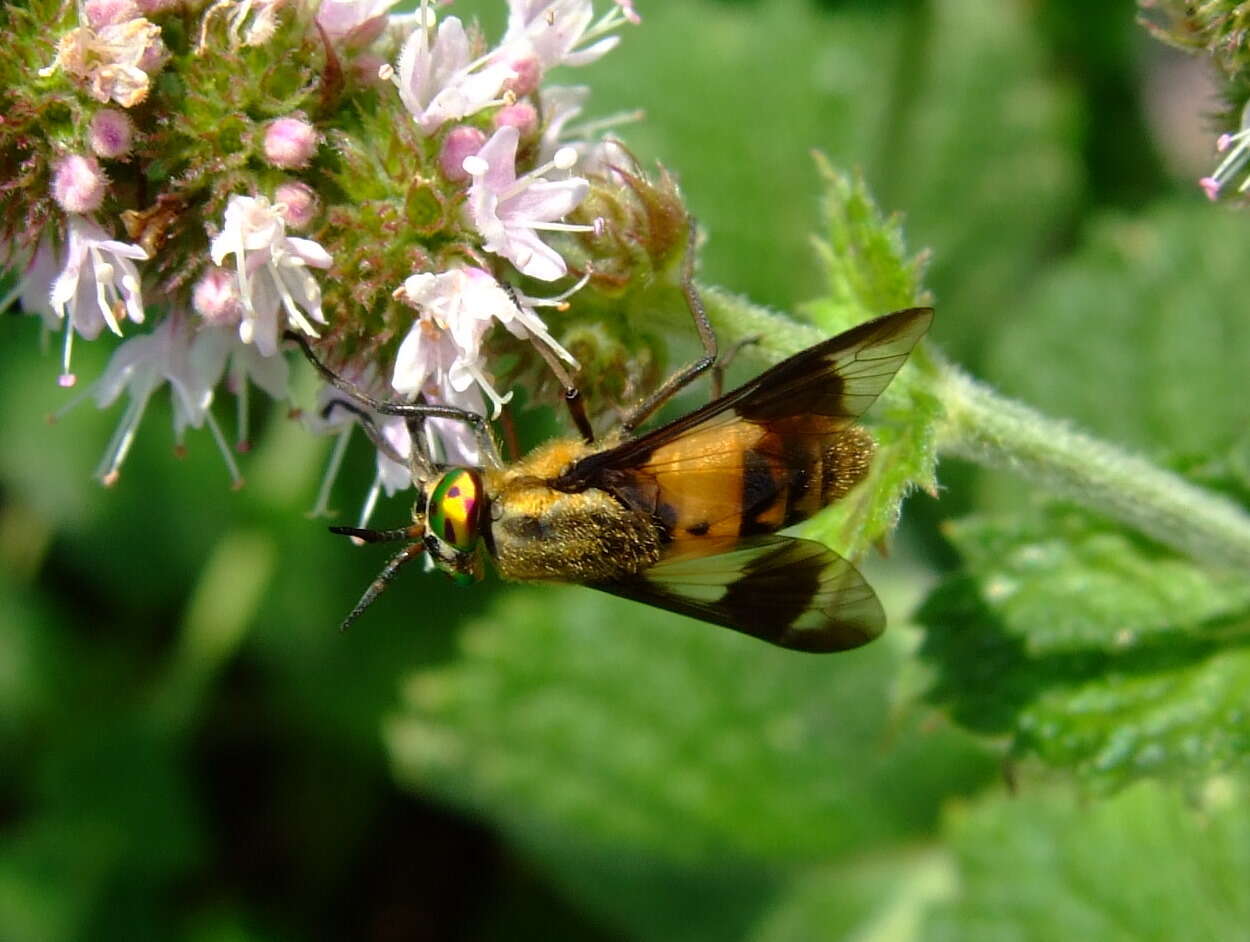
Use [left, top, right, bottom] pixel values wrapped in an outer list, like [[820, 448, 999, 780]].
[[591, 536, 884, 652], [557, 307, 933, 490], [555, 308, 932, 556]]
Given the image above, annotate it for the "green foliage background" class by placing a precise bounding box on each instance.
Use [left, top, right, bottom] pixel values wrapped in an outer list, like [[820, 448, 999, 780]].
[[3, 0, 1249, 939]]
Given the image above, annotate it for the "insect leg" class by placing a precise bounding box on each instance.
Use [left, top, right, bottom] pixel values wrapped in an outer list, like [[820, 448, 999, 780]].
[[338, 541, 425, 631], [619, 218, 719, 433], [321, 398, 408, 466], [330, 523, 423, 544], [286, 331, 504, 469], [709, 333, 762, 400], [533, 337, 595, 443], [499, 283, 595, 443]]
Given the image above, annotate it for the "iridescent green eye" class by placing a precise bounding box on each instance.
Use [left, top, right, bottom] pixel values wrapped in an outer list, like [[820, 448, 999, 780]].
[[427, 468, 484, 552]]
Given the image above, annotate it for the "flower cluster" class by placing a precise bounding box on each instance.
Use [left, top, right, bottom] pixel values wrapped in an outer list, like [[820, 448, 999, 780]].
[[1, 0, 666, 524]]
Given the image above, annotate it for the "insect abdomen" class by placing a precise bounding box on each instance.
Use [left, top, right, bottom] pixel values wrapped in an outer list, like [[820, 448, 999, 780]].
[[607, 420, 875, 555], [769, 423, 875, 531]]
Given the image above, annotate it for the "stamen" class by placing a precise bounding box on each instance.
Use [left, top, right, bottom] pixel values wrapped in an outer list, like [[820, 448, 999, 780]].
[[527, 220, 597, 233], [466, 362, 513, 419], [309, 424, 353, 518], [92, 257, 123, 334], [96, 391, 151, 486], [522, 271, 592, 307], [60, 322, 77, 387], [356, 473, 384, 537], [499, 149, 583, 201], [233, 361, 251, 450], [203, 404, 245, 489], [564, 108, 645, 139]]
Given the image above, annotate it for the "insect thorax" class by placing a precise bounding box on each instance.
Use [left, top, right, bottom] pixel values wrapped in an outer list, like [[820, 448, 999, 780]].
[[486, 439, 661, 584]]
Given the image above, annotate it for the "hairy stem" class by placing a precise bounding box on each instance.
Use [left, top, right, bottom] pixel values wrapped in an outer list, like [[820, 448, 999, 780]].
[[935, 364, 1250, 570], [700, 285, 1250, 570]]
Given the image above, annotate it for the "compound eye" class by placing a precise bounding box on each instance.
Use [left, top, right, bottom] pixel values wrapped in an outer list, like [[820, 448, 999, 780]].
[[427, 468, 485, 552]]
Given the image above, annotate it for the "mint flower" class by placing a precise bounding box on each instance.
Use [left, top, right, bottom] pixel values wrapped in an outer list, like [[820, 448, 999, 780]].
[[392, 267, 578, 419], [5, 0, 650, 494], [316, 0, 402, 45], [395, 10, 515, 136], [50, 217, 149, 386], [85, 315, 239, 486], [464, 125, 592, 281], [500, 0, 635, 73], [208, 194, 333, 357]]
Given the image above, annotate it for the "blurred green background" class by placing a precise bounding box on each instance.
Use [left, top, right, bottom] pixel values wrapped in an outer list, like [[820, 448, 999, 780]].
[[4, 0, 1250, 939]]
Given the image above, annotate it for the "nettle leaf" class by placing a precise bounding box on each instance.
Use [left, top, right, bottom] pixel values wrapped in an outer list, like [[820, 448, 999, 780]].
[[985, 200, 1250, 460], [794, 164, 943, 558], [918, 502, 1250, 788], [386, 587, 993, 938], [946, 503, 1250, 654], [921, 779, 1250, 941], [800, 161, 928, 330]]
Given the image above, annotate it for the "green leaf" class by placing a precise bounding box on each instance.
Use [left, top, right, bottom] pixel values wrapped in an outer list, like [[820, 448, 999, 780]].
[[749, 849, 956, 942], [800, 162, 928, 331], [945, 503, 1250, 654], [386, 586, 994, 937], [986, 201, 1250, 461], [918, 502, 1250, 788], [921, 779, 1250, 941]]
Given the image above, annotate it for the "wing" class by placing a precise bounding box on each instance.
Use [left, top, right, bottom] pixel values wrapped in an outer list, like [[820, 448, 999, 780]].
[[556, 306, 933, 490], [590, 536, 885, 652], [553, 307, 931, 555]]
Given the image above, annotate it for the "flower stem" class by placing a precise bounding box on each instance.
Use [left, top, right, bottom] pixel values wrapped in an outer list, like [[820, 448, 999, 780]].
[[699, 284, 1250, 570]]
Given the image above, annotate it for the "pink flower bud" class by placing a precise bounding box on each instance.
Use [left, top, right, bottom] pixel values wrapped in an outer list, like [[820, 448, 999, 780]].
[[85, 0, 140, 28], [501, 56, 542, 98], [1199, 176, 1222, 201], [275, 181, 318, 230], [89, 109, 134, 159], [493, 102, 538, 137], [439, 125, 487, 182], [192, 267, 242, 326], [52, 154, 108, 214], [263, 116, 318, 169]]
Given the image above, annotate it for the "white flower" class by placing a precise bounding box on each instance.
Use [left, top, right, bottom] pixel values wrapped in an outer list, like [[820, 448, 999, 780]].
[[1, 239, 61, 331], [49, 216, 149, 387], [190, 323, 291, 448], [395, 12, 514, 136], [500, 0, 633, 72], [463, 125, 591, 281], [537, 84, 590, 160], [209, 194, 332, 357], [50, 217, 148, 337], [316, 0, 399, 44], [87, 315, 241, 486], [392, 267, 578, 418]]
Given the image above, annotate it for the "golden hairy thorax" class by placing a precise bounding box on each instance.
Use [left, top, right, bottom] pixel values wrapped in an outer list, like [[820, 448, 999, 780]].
[[484, 438, 663, 583]]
